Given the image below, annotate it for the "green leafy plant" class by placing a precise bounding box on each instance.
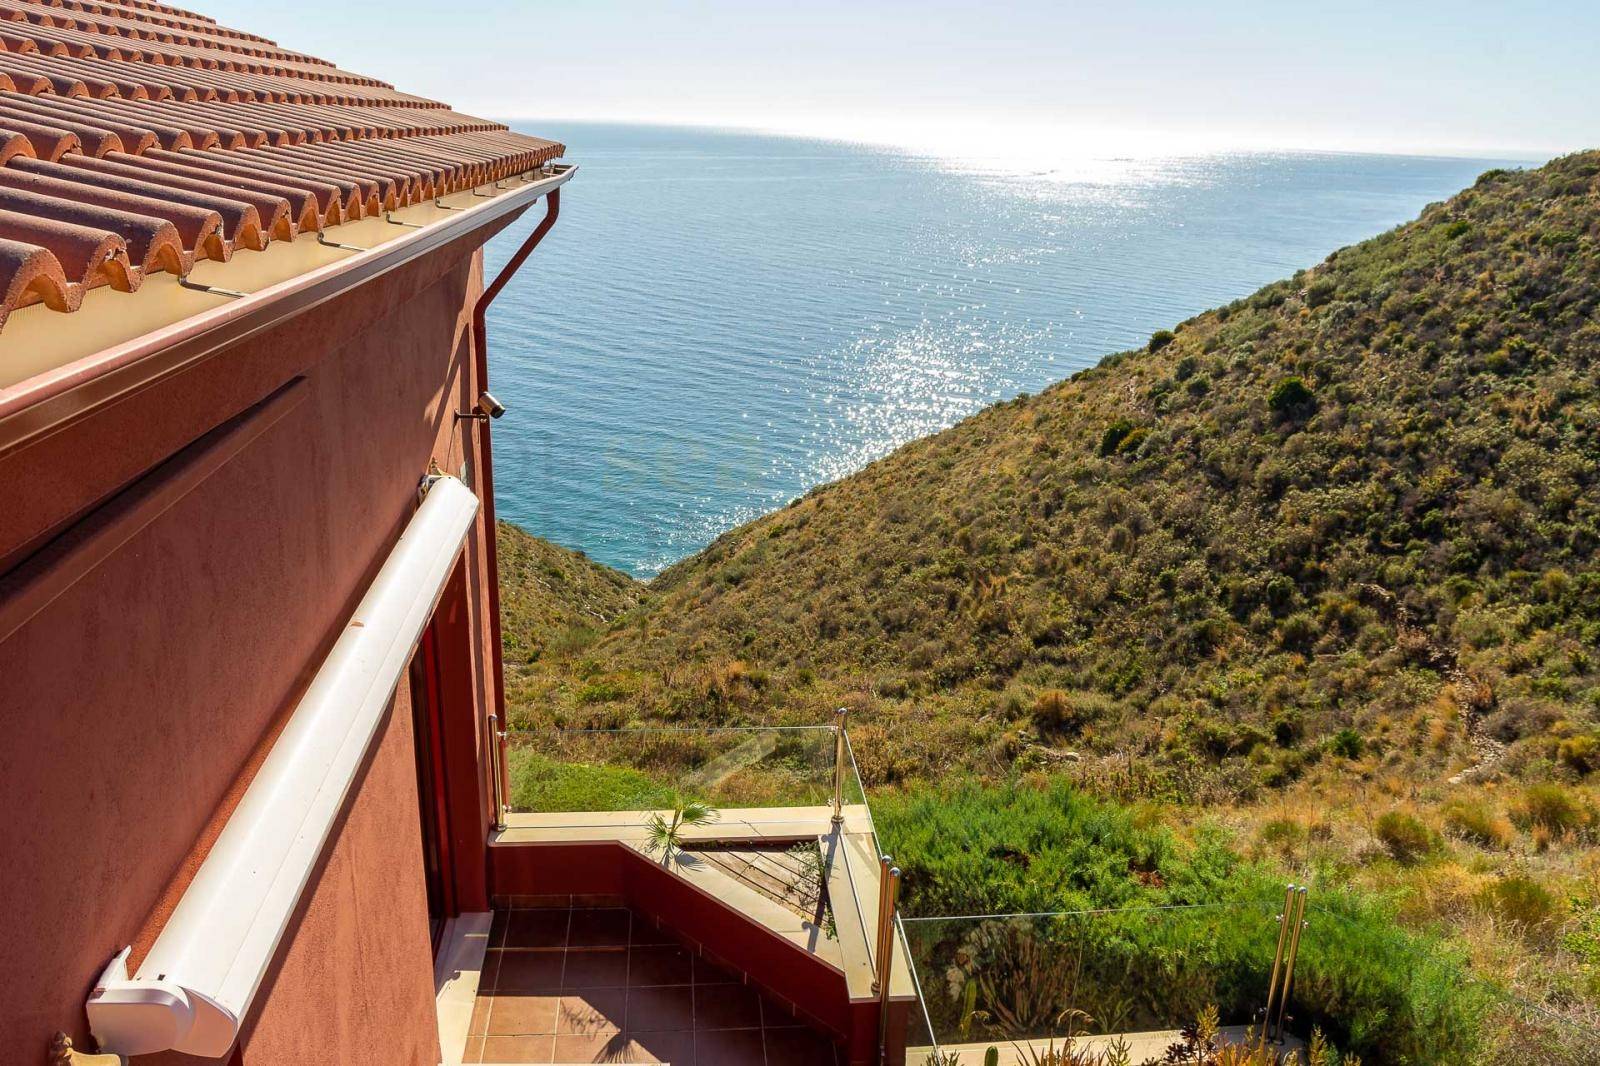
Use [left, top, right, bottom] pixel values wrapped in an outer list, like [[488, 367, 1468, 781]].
[[643, 793, 716, 860]]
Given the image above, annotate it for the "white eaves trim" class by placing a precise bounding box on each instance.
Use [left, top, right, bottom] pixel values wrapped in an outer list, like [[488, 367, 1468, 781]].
[[86, 475, 480, 1058]]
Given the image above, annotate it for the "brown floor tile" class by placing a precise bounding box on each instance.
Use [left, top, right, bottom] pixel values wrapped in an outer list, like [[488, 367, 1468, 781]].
[[561, 947, 630, 989], [629, 945, 695, 986], [764, 1026, 839, 1065], [492, 950, 566, 993], [556, 988, 627, 1035], [487, 992, 560, 1036], [694, 1027, 766, 1066], [480, 948, 502, 991], [550, 1032, 640, 1062], [626, 984, 695, 1031], [479, 906, 842, 1063], [760, 994, 805, 1028], [692, 956, 741, 985], [479, 1034, 554, 1063], [626, 1029, 695, 1064], [693, 983, 762, 1030], [505, 909, 570, 950], [630, 916, 676, 946], [470, 994, 493, 1036], [568, 908, 631, 947]]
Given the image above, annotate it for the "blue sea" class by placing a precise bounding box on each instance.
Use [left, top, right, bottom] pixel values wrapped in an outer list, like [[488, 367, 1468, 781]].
[[484, 123, 1530, 577]]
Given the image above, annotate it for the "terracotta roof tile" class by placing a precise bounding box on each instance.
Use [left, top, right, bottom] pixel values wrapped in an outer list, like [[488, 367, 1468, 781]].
[[0, 0, 563, 332]]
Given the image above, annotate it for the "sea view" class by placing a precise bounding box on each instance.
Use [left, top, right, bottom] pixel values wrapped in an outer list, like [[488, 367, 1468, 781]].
[[485, 123, 1527, 576], [6, 1, 1598, 1062]]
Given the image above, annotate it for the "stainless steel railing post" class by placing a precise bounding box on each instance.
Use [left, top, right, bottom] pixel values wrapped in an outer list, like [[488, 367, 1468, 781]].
[[875, 859, 901, 1064], [831, 707, 848, 825], [1258, 884, 1295, 1047], [488, 712, 507, 832], [1271, 886, 1309, 1042]]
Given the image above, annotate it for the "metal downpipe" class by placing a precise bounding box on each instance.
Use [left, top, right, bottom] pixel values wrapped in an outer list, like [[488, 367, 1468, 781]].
[[471, 185, 562, 828]]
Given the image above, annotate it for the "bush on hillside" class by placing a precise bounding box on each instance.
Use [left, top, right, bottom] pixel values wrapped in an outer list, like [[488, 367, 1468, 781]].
[[1267, 376, 1317, 418], [1375, 811, 1438, 864]]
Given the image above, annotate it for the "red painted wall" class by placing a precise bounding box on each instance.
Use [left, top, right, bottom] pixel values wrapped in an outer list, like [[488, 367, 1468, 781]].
[[0, 216, 521, 1063]]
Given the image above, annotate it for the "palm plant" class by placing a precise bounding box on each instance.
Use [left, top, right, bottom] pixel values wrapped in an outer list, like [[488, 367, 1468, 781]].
[[644, 793, 716, 861]]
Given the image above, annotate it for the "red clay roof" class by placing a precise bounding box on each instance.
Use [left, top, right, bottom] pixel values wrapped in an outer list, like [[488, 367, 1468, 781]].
[[0, 0, 562, 332]]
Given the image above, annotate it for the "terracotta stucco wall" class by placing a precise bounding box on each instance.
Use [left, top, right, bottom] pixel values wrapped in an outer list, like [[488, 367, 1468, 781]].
[[0, 237, 507, 1063]]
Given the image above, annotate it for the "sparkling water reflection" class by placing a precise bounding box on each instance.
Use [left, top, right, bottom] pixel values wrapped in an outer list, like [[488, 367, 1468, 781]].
[[485, 124, 1528, 577]]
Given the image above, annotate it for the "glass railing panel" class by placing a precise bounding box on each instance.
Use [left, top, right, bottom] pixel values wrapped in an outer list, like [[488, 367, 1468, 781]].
[[503, 725, 837, 817], [1301, 901, 1600, 1066], [900, 903, 1284, 1055], [898, 913, 942, 1060], [1476, 982, 1600, 1066]]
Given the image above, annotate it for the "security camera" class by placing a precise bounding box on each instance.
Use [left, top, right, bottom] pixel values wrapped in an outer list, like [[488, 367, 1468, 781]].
[[456, 391, 507, 422]]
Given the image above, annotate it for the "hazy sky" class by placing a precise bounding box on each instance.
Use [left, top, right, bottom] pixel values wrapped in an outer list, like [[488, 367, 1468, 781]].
[[209, 0, 1595, 161]]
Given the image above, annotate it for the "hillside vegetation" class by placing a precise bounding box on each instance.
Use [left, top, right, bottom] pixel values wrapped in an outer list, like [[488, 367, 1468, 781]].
[[498, 152, 1600, 1062]]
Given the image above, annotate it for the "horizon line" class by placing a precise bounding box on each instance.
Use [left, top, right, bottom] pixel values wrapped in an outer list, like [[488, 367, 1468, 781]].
[[478, 114, 1568, 167]]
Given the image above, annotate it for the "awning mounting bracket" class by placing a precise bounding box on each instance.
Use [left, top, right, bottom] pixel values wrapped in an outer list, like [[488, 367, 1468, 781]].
[[317, 232, 367, 251], [178, 276, 247, 299]]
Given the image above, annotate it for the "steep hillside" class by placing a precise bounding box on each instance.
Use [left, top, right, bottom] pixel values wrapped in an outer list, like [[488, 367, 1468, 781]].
[[507, 154, 1600, 800], [498, 154, 1600, 1061], [496, 521, 641, 713]]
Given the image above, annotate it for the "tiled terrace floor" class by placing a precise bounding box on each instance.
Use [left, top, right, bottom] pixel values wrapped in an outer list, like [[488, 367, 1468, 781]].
[[466, 904, 842, 1064]]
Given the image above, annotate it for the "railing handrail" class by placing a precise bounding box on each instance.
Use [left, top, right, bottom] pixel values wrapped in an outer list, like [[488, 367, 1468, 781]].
[[835, 819, 878, 973], [899, 899, 1274, 923], [504, 723, 833, 734]]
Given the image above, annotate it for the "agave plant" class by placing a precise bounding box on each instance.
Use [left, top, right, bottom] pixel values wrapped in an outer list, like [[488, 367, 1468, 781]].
[[643, 793, 716, 861], [946, 918, 1083, 1039]]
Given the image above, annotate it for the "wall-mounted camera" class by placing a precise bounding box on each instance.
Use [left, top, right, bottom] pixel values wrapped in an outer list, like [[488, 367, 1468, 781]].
[[455, 391, 506, 422]]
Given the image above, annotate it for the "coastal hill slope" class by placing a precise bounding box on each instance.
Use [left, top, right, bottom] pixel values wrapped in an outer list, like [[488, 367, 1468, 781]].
[[503, 151, 1599, 800], [498, 153, 1600, 1061]]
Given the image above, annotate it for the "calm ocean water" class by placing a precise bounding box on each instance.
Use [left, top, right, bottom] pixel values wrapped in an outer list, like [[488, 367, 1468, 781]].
[[484, 123, 1528, 577]]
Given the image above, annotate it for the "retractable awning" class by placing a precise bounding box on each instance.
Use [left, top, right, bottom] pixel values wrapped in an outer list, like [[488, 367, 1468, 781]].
[[86, 474, 479, 1057]]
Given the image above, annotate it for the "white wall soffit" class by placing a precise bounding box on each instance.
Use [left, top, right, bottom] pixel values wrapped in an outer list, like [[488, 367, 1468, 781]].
[[85, 475, 480, 1058]]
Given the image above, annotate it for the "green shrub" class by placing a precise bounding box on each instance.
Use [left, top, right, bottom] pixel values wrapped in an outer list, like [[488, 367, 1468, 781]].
[[1305, 278, 1338, 307], [1374, 811, 1438, 863], [1329, 728, 1365, 760], [1098, 418, 1138, 456], [1148, 329, 1176, 352], [1257, 818, 1307, 854], [1267, 377, 1317, 418], [872, 778, 1184, 917], [1520, 784, 1590, 835], [1557, 733, 1599, 774], [1277, 612, 1319, 651], [1478, 874, 1560, 935], [1295, 897, 1487, 1062], [1030, 689, 1108, 736], [1442, 800, 1514, 849]]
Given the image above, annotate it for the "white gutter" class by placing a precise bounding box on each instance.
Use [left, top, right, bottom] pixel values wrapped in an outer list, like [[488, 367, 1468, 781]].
[[86, 475, 480, 1058]]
